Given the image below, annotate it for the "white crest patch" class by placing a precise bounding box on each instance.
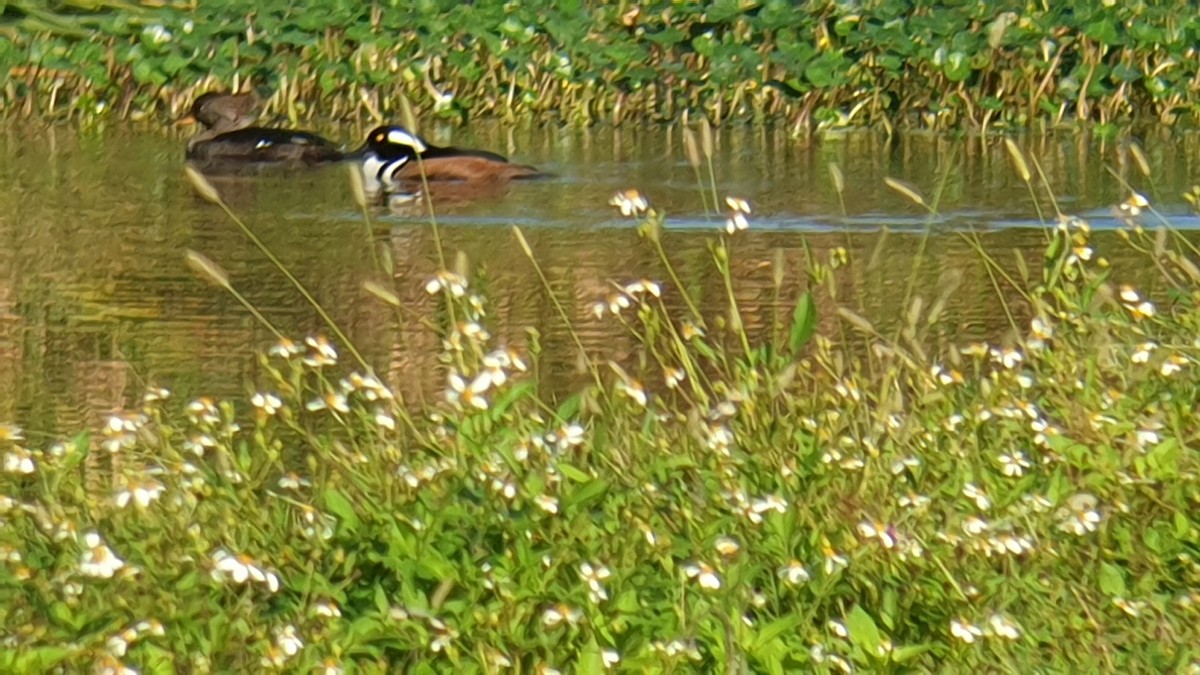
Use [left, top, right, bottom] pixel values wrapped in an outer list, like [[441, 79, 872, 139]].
[[386, 129, 427, 152]]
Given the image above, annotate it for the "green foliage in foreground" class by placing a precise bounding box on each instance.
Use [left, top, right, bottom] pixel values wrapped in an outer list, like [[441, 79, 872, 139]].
[[4, 0, 1200, 129], [3, 169, 1200, 672]]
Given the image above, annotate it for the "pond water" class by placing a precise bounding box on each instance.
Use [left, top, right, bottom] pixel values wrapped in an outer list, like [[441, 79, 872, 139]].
[[2, 121, 1198, 438]]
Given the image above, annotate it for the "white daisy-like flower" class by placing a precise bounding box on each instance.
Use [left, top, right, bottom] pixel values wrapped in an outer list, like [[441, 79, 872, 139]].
[[275, 624, 303, 657], [609, 189, 649, 217], [950, 618, 983, 643], [113, 478, 165, 509], [534, 494, 559, 514], [988, 613, 1022, 639], [777, 560, 810, 585], [79, 532, 125, 579], [210, 548, 280, 592], [682, 561, 721, 590], [3, 447, 35, 475]]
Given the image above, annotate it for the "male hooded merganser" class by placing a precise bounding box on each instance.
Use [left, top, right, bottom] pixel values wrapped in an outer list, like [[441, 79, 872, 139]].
[[183, 93, 344, 171], [356, 125, 545, 195]]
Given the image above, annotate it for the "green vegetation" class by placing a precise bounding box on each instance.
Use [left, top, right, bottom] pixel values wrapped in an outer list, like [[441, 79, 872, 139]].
[[4, 1, 1200, 128], [1, 142, 1199, 672]]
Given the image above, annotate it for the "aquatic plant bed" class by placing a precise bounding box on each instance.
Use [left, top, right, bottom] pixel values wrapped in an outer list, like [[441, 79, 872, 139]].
[[4, 1, 1200, 128], [2, 168, 1199, 671]]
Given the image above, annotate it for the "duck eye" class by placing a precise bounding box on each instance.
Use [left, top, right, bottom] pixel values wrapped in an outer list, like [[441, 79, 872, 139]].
[[374, 133, 384, 142]]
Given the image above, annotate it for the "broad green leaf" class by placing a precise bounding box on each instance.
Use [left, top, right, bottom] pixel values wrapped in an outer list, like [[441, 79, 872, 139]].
[[846, 605, 883, 654], [577, 637, 604, 675], [1098, 563, 1126, 597], [566, 478, 610, 509], [891, 643, 934, 663], [753, 613, 804, 651], [558, 463, 591, 483], [323, 488, 361, 533]]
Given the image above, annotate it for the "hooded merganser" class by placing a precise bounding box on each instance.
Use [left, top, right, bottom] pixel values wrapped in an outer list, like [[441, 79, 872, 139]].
[[356, 125, 545, 195], [183, 93, 344, 171]]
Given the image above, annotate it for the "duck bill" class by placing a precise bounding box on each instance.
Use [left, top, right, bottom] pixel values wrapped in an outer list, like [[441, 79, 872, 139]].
[[175, 114, 197, 127]]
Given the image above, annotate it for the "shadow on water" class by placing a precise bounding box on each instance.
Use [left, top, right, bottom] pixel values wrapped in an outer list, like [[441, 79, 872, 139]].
[[1, 122, 1198, 436]]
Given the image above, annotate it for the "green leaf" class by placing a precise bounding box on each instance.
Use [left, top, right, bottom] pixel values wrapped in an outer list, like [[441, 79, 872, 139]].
[[577, 637, 604, 675], [13, 647, 71, 671], [1098, 563, 1126, 597], [880, 587, 898, 630], [789, 291, 816, 353], [558, 463, 591, 483], [944, 51, 971, 82], [566, 478, 610, 510], [753, 613, 804, 651], [1174, 511, 1190, 539], [846, 605, 883, 654], [323, 488, 361, 533], [47, 601, 79, 631], [890, 643, 934, 663]]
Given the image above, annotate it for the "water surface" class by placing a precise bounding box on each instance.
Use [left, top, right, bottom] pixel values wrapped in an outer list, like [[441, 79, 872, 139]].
[[2, 122, 1196, 436]]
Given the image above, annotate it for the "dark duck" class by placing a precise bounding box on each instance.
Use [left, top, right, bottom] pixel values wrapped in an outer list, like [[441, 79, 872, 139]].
[[183, 93, 344, 172], [356, 125, 545, 196]]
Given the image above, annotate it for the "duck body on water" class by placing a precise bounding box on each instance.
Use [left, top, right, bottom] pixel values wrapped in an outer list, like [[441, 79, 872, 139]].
[[354, 124, 546, 196], [182, 92, 547, 201], [183, 93, 344, 173]]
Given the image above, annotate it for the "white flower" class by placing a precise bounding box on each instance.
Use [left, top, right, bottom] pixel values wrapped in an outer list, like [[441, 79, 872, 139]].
[[682, 561, 721, 590], [113, 478, 165, 509], [609, 189, 649, 217], [143, 23, 172, 44], [988, 613, 1022, 640], [1113, 597, 1147, 617], [306, 392, 349, 414], [898, 492, 930, 509], [1131, 341, 1157, 364], [664, 367, 686, 388], [617, 379, 648, 407], [623, 279, 661, 297], [424, 270, 468, 297], [750, 495, 787, 515], [724, 195, 752, 234], [1161, 354, 1187, 377], [277, 472, 310, 490], [962, 483, 991, 510], [251, 392, 283, 416], [313, 601, 341, 618], [534, 494, 559, 514], [3, 448, 35, 474], [275, 624, 303, 657], [269, 338, 303, 358], [303, 336, 339, 366], [963, 516, 990, 536], [778, 560, 810, 585], [991, 347, 1024, 369], [446, 371, 493, 411], [541, 604, 582, 627], [80, 532, 125, 579], [602, 649, 620, 668], [0, 423, 25, 442], [714, 536, 740, 556], [578, 562, 612, 603], [951, 619, 983, 643], [210, 548, 280, 592], [857, 520, 897, 548], [1056, 493, 1102, 535], [822, 546, 849, 574], [997, 451, 1031, 477]]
